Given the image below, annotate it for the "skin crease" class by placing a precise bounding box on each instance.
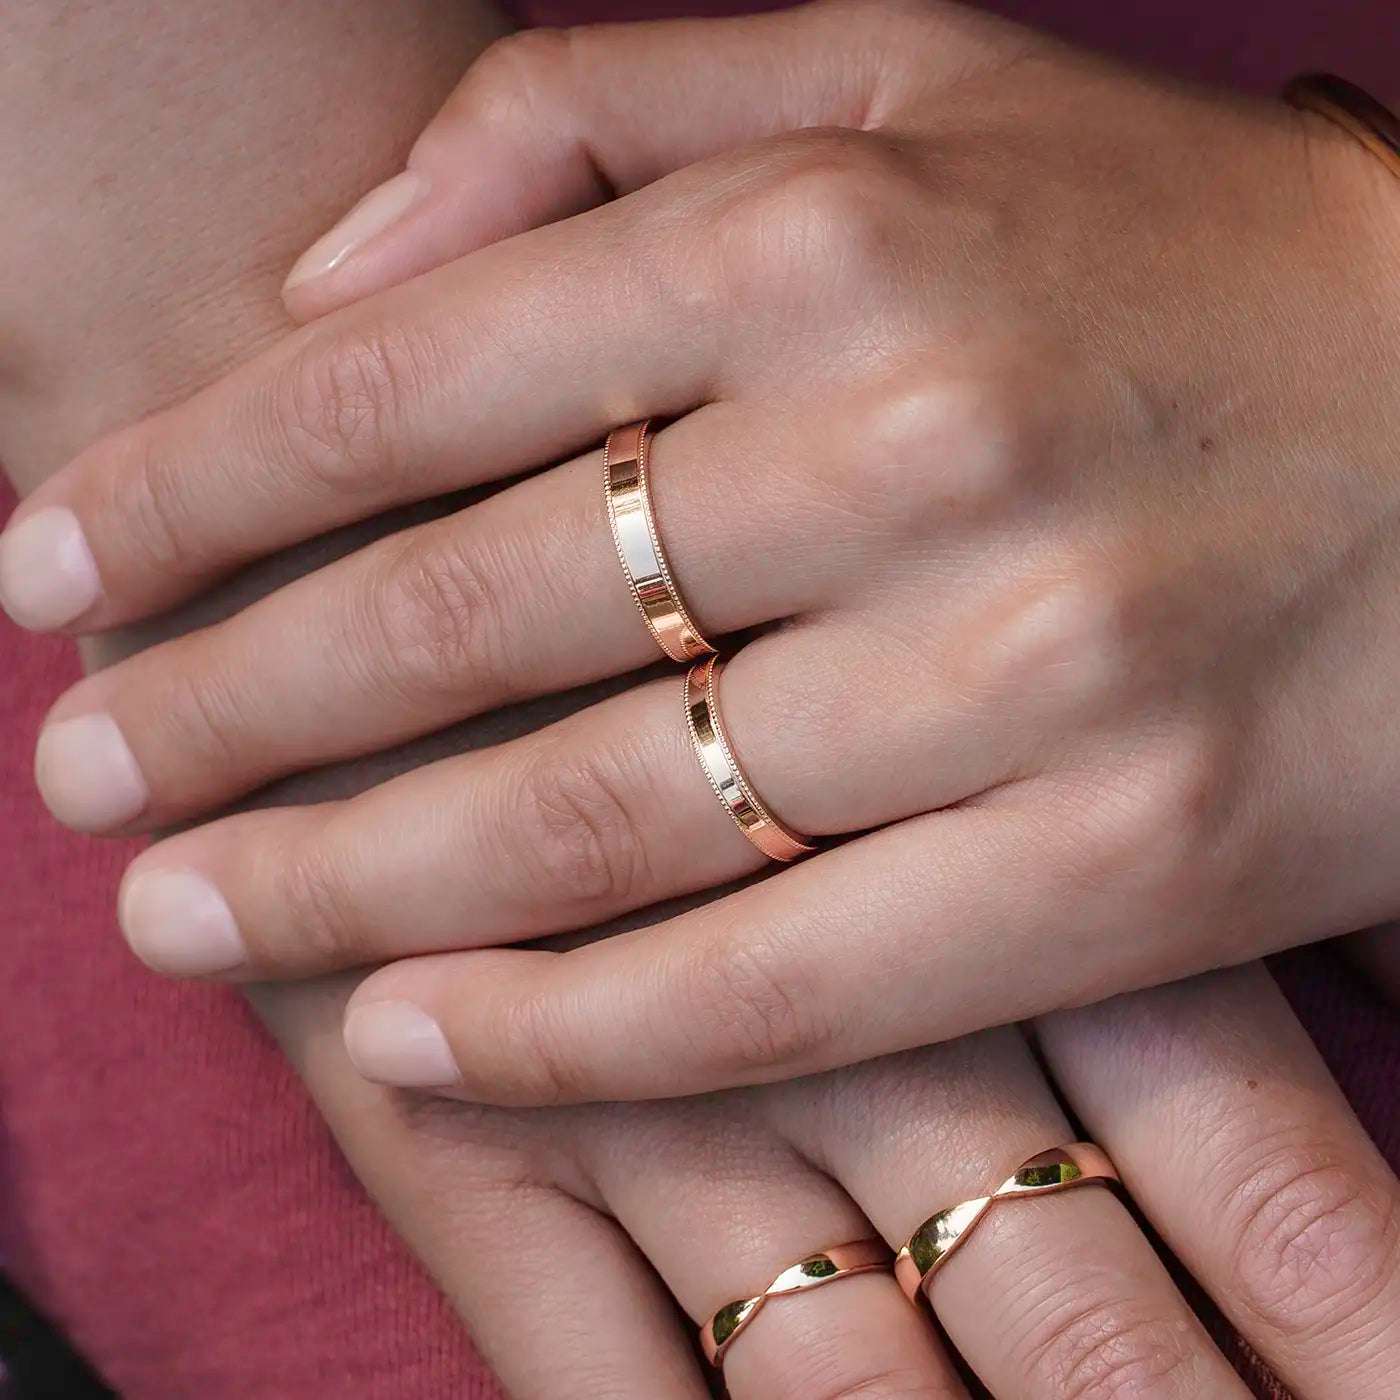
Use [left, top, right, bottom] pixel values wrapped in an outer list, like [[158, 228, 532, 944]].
[[15, 2, 1400, 1103], [5, 2, 1400, 1396]]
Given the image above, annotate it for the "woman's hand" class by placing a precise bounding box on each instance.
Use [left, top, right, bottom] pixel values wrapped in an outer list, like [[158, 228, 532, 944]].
[[7, 1, 1400, 1101], [315, 965, 1400, 1398]]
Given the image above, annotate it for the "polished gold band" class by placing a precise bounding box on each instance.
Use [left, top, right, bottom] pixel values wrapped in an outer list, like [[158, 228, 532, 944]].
[[895, 1143, 1119, 1303], [700, 1239, 893, 1368], [1286, 73, 1400, 180], [684, 654, 816, 863], [604, 419, 714, 663]]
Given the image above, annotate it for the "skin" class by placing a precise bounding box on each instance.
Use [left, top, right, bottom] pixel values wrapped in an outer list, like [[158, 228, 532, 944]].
[[8, 2, 1400, 1105], [4, 2, 1400, 1395]]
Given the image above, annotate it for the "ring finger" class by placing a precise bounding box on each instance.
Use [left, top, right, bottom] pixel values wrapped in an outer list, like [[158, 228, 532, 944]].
[[113, 590, 1053, 981], [36, 373, 1065, 837], [1038, 964, 1400, 1397], [764, 1029, 1251, 1399], [35, 401, 837, 832], [576, 1094, 967, 1400]]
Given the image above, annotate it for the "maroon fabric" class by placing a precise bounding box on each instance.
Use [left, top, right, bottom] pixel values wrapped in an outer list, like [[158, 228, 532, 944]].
[[3, 3, 1399, 1396], [0, 484, 501, 1396]]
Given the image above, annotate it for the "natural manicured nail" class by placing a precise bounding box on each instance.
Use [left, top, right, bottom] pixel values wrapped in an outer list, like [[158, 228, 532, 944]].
[[344, 1000, 461, 1087], [119, 868, 246, 977], [283, 170, 428, 292], [0, 507, 100, 630], [34, 713, 148, 831]]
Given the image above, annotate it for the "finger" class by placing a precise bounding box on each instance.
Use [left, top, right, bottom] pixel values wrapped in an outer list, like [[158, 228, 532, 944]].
[[767, 1030, 1250, 1399], [32, 395, 862, 830], [281, 0, 939, 320], [576, 1095, 966, 1400], [0, 142, 743, 634], [0, 4, 1031, 638], [36, 359, 1080, 833], [113, 590, 1082, 977], [423, 1178, 707, 1400], [338, 772, 1230, 1102], [1038, 964, 1400, 1399], [257, 978, 707, 1400], [115, 676, 753, 978]]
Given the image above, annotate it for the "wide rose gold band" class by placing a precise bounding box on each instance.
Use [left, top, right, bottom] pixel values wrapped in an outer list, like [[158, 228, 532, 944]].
[[684, 654, 817, 863], [700, 1239, 893, 1368], [895, 1143, 1119, 1303], [603, 419, 715, 663]]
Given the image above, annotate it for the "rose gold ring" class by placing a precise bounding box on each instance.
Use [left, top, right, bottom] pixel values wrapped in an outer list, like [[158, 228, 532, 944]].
[[700, 1239, 893, 1368], [684, 654, 816, 863], [895, 1143, 1119, 1303], [604, 419, 714, 663]]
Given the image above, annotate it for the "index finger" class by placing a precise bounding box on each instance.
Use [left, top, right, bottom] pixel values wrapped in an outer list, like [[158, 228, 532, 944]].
[[0, 172, 731, 634]]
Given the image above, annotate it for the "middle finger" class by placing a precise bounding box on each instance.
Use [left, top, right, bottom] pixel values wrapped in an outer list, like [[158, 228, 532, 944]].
[[35, 394, 932, 833]]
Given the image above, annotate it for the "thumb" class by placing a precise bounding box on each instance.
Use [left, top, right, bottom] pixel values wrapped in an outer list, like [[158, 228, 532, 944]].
[[280, 0, 987, 321]]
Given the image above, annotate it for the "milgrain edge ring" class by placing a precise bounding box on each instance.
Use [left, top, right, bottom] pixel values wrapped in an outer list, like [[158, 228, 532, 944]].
[[699, 1239, 894, 1368], [684, 653, 817, 864], [603, 419, 715, 663], [895, 1142, 1120, 1303]]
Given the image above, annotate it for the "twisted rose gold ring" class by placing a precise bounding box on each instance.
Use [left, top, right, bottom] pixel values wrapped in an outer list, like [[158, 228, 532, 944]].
[[895, 1143, 1119, 1302], [604, 419, 714, 663], [684, 654, 816, 863], [700, 1239, 893, 1368]]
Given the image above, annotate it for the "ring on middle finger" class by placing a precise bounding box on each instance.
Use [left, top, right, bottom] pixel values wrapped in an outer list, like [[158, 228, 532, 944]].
[[603, 418, 715, 663], [895, 1142, 1120, 1302]]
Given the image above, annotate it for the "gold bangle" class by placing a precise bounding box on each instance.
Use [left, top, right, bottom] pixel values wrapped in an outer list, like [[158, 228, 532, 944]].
[[1285, 73, 1400, 181]]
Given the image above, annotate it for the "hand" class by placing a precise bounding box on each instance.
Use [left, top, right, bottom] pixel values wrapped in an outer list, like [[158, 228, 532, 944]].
[[8, 1, 1400, 1102], [321, 965, 1400, 1398]]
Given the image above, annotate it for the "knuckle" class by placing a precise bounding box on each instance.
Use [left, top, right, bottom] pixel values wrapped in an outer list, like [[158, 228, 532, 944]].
[[805, 368, 1048, 571], [274, 321, 424, 497], [689, 930, 833, 1080], [1224, 1142, 1400, 1339], [864, 371, 1039, 520], [101, 426, 203, 581], [272, 830, 373, 971], [143, 655, 248, 790], [391, 1096, 549, 1193], [715, 128, 920, 307], [1018, 1293, 1198, 1400], [449, 28, 574, 136], [510, 745, 651, 911], [1049, 724, 1229, 914], [491, 985, 589, 1107], [958, 565, 1130, 722], [366, 531, 510, 706]]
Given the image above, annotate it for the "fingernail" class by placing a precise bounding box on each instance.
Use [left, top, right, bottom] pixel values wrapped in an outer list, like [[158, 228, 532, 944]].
[[119, 868, 246, 976], [283, 170, 428, 292], [34, 713, 148, 832], [344, 1001, 461, 1088], [0, 507, 100, 630]]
